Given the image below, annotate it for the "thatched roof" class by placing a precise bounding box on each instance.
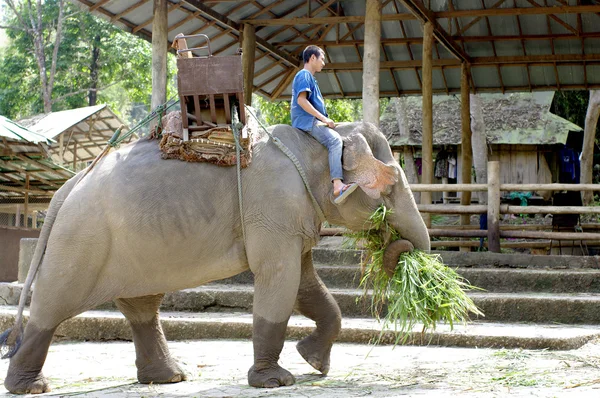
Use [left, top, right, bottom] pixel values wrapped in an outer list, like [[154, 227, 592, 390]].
[[380, 92, 582, 148]]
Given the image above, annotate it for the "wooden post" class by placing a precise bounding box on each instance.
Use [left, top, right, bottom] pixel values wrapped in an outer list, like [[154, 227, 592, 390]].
[[460, 63, 473, 251], [15, 204, 22, 227], [72, 141, 78, 171], [24, 174, 29, 228], [242, 24, 256, 106], [151, 0, 168, 115], [362, 0, 381, 125], [487, 161, 501, 252], [59, 133, 64, 165], [421, 21, 434, 228]]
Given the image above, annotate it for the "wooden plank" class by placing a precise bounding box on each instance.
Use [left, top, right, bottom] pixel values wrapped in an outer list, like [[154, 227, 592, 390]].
[[223, 94, 231, 124], [193, 95, 203, 126], [209, 94, 217, 124], [237, 92, 246, 124]]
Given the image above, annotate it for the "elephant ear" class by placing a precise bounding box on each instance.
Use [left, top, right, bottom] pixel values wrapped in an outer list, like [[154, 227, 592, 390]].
[[342, 133, 399, 199]]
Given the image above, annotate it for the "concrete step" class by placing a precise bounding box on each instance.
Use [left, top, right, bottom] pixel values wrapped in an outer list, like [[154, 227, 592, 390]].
[[0, 306, 596, 350], [312, 246, 600, 269], [3, 283, 600, 324], [219, 266, 600, 294]]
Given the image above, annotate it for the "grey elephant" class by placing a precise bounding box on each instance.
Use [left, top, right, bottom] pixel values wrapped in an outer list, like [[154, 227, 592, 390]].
[[1, 121, 429, 394]]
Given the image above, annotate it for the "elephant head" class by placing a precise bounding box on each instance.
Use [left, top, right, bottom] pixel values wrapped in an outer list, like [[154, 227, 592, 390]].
[[329, 122, 430, 270]]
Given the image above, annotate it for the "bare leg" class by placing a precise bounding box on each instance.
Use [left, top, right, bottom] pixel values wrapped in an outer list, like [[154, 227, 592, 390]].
[[294, 250, 342, 375], [247, 236, 302, 388], [115, 294, 186, 384]]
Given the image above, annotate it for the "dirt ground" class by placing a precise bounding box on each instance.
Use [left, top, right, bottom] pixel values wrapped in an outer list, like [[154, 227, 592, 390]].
[[1, 338, 599, 397]]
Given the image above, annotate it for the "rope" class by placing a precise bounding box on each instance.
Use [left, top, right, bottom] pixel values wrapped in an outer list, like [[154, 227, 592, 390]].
[[244, 105, 327, 224], [111, 95, 179, 147], [231, 106, 247, 245]]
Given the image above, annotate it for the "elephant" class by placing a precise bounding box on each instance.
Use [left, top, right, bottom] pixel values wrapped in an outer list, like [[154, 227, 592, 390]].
[[1, 121, 430, 394]]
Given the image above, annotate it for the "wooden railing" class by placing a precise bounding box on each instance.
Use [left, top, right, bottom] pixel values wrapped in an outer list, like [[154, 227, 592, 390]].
[[322, 161, 600, 253]]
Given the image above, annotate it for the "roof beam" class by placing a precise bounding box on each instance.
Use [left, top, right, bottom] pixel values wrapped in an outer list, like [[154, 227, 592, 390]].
[[182, 0, 300, 67], [399, 0, 470, 63], [324, 53, 600, 70], [242, 14, 415, 25], [436, 4, 600, 18]]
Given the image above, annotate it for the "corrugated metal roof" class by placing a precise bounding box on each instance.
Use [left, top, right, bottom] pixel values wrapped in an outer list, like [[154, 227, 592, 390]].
[[380, 91, 582, 147], [19, 104, 131, 164], [0, 116, 52, 144], [69, 0, 600, 100]]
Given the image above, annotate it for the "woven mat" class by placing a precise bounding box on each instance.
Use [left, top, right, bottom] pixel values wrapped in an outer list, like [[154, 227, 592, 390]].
[[158, 110, 254, 167]]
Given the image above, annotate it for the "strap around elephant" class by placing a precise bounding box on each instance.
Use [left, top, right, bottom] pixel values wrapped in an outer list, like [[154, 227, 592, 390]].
[[244, 106, 327, 224]]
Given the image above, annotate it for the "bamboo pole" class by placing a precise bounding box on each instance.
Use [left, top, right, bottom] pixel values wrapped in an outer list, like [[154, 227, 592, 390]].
[[411, 183, 487, 192], [487, 161, 501, 252], [421, 21, 434, 228], [503, 205, 600, 214], [242, 24, 256, 106], [430, 240, 600, 249], [410, 183, 598, 192]]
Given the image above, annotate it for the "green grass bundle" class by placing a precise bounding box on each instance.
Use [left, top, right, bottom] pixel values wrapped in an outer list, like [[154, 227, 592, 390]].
[[344, 205, 484, 344]]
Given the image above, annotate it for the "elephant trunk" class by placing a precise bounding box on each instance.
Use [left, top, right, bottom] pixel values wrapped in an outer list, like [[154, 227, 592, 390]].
[[382, 239, 414, 278]]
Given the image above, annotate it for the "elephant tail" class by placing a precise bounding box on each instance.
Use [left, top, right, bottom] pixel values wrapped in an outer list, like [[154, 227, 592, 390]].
[[0, 171, 84, 359]]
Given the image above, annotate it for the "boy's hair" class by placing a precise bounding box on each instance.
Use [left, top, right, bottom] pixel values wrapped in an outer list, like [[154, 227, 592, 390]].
[[302, 45, 324, 64]]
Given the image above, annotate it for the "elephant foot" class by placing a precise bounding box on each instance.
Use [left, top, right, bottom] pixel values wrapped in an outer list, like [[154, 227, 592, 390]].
[[248, 364, 295, 388], [138, 361, 187, 384], [296, 336, 331, 375], [4, 370, 50, 394]]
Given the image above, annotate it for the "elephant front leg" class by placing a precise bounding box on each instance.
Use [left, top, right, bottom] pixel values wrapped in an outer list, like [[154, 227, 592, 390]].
[[115, 294, 186, 384], [247, 236, 302, 388], [294, 250, 342, 375]]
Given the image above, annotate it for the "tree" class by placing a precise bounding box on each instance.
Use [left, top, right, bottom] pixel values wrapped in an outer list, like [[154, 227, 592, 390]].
[[2, 0, 68, 113], [0, 1, 166, 126]]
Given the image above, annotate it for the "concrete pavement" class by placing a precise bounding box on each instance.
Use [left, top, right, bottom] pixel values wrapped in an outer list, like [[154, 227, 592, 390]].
[[1, 338, 599, 397]]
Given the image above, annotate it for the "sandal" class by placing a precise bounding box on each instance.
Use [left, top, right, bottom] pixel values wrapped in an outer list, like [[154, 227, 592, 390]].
[[334, 183, 358, 204]]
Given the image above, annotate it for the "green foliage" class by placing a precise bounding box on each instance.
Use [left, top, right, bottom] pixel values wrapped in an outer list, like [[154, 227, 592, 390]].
[[344, 205, 483, 345], [254, 96, 291, 125], [0, 0, 171, 126], [551, 91, 600, 147], [254, 95, 389, 126]]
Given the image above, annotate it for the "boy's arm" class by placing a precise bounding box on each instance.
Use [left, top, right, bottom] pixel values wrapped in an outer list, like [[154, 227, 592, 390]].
[[297, 92, 334, 128]]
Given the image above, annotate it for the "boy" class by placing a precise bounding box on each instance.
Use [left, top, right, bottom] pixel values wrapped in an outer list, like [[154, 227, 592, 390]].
[[290, 45, 357, 204]]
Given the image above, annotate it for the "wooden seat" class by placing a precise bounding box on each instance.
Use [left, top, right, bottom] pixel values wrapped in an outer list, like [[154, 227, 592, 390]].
[[172, 33, 245, 141]]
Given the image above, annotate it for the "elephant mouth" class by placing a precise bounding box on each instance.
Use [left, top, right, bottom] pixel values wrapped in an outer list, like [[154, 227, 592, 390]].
[[382, 239, 415, 278]]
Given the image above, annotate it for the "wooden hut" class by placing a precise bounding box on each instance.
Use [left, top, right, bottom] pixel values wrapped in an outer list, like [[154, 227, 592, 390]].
[[380, 92, 583, 203]]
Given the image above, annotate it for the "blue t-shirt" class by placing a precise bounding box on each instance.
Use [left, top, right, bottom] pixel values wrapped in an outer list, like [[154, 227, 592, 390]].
[[290, 69, 327, 131]]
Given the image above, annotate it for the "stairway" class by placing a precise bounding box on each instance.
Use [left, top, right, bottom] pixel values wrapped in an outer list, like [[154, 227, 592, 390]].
[[0, 237, 599, 350]]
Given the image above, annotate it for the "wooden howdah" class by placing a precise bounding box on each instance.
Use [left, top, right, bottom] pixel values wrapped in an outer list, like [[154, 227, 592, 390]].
[[174, 34, 245, 142]]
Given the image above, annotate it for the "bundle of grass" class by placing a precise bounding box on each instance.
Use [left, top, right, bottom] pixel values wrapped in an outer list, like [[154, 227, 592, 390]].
[[344, 205, 483, 344]]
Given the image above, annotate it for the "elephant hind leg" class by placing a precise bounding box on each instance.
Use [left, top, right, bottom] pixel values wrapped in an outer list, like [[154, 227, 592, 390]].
[[115, 294, 186, 384], [4, 322, 56, 394], [294, 251, 342, 376]]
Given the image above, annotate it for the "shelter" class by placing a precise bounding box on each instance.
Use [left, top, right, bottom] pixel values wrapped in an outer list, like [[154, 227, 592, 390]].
[[19, 104, 132, 170], [70, 1, 600, 98], [0, 115, 74, 231], [380, 92, 583, 201]]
